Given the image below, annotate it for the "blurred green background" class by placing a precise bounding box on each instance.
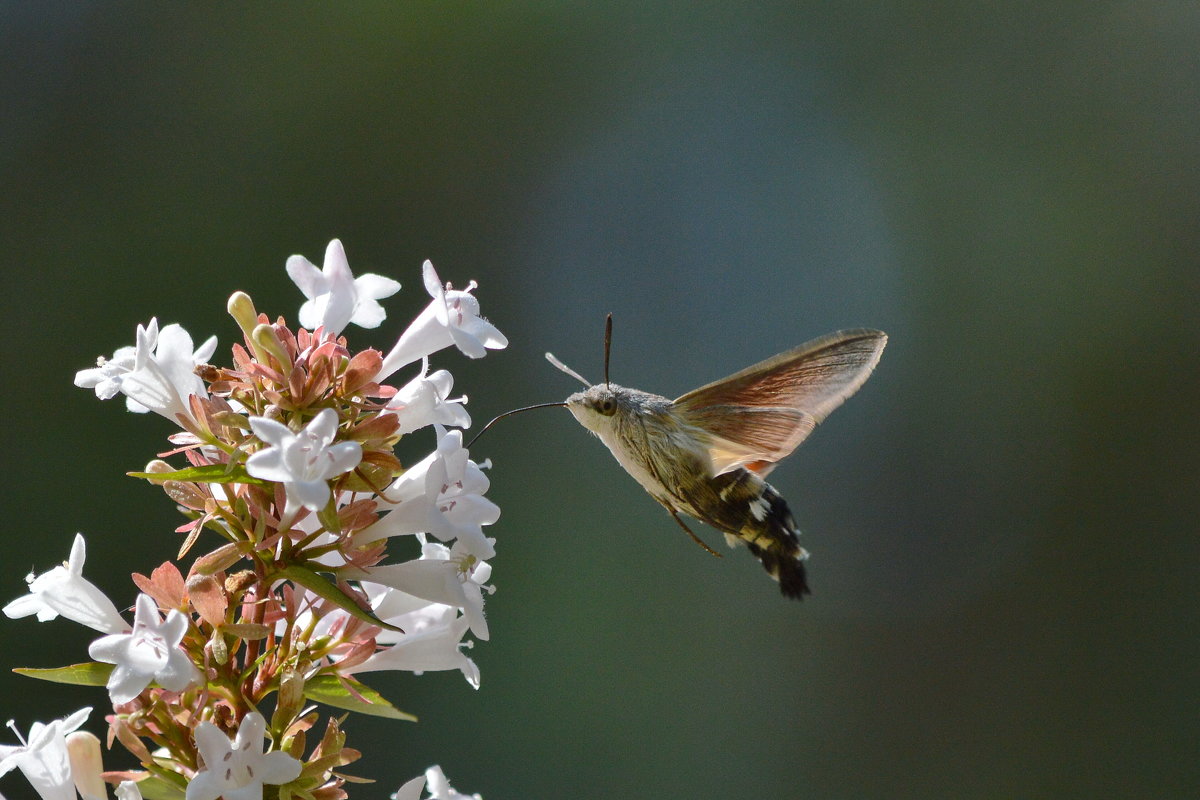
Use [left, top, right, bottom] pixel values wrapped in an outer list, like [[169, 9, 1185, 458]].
[[2, 3, 1197, 798]]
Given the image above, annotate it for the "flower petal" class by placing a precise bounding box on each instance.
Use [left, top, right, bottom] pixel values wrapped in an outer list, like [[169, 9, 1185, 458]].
[[305, 408, 339, 447], [253, 750, 302, 784], [86, 632, 130, 663], [107, 662, 154, 704], [184, 769, 225, 800], [232, 712, 266, 749], [156, 650, 201, 691], [192, 722, 232, 766], [393, 774, 427, 800], [248, 417, 293, 448], [321, 441, 364, 478], [244, 448, 289, 482], [285, 254, 325, 300], [355, 272, 402, 301], [288, 479, 332, 512]]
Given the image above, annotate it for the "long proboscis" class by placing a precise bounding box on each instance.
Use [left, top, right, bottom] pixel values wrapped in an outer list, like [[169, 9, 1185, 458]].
[[466, 402, 568, 448]]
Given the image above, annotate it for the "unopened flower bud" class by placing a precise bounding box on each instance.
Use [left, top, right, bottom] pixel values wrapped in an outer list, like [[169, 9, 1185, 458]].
[[227, 291, 259, 337], [208, 628, 229, 665], [273, 668, 305, 729], [140, 459, 175, 485], [252, 323, 292, 375], [66, 730, 106, 800], [229, 291, 276, 365]]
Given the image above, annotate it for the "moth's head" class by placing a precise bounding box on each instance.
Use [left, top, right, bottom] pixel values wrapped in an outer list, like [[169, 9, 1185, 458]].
[[551, 312, 630, 435], [565, 384, 632, 433]]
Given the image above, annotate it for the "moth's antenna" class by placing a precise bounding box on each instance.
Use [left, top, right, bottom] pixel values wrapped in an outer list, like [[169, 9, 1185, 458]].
[[467, 402, 568, 448], [545, 352, 591, 387], [603, 312, 613, 389]]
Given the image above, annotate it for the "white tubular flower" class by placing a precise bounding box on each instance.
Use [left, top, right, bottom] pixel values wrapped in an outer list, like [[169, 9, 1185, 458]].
[[75, 319, 216, 425], [419, 537, 492, 639], [344, 605, 480, 688], [3, 534, 127, 635], [387, 359, 471, 435], [73, 323, 140, 402], [354, 563, 487, 642], [377, 260, 507, 382], [286, 239, 401, 335], [350, 538, 492, 641], [0, 707, 91, 800], [354, 427, 499, 560], [87, 594, 200, 704], [246, 408, 362, 518], [185, 712, 301, 800], [426, 766, 483, 800]]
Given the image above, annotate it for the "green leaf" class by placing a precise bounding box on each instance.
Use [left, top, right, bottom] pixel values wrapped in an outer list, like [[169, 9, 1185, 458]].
[[276, 565, 402, 632], [304, 674, 417, 721], [13, 662, 113, 686], [127, 463, 268, 486], [135, 774, 187, 800]]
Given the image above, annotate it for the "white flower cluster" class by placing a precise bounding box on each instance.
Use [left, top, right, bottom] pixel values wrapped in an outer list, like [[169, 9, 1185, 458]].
[[4, 240, 497, 800]]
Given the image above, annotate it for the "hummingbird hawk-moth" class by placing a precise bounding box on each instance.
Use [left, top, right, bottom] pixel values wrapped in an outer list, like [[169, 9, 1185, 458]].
[[473, 317, 886, 599]]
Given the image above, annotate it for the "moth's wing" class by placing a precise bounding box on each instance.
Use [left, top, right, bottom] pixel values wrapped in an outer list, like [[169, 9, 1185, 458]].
[[676, 405, 815, 476], [674, 329, 887, 476]]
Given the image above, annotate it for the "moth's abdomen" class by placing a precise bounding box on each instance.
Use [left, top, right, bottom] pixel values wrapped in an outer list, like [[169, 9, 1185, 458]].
[[741, 482, 810, 599], [673, 468, 810, 599]]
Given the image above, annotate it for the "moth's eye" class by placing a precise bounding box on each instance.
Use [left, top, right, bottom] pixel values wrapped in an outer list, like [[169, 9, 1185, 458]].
[[597, 397, 617, 416]]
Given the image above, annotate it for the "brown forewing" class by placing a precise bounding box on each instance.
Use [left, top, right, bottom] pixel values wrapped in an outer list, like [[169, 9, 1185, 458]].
[[673, 329, 886, 475]]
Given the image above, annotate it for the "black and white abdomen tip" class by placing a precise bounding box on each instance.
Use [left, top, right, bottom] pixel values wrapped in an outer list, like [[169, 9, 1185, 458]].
[[741, 481, 810, 598]]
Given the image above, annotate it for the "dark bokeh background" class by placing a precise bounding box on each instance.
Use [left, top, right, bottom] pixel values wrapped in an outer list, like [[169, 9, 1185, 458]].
[[3, 3, 1197, 798]]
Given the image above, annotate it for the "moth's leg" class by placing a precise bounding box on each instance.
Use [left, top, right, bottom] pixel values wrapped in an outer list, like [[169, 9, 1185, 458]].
[[664, 506, 723, 558]]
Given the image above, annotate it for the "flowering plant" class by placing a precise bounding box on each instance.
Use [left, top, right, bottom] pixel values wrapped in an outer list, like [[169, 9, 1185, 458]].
[[3, 240, 499, 800]]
